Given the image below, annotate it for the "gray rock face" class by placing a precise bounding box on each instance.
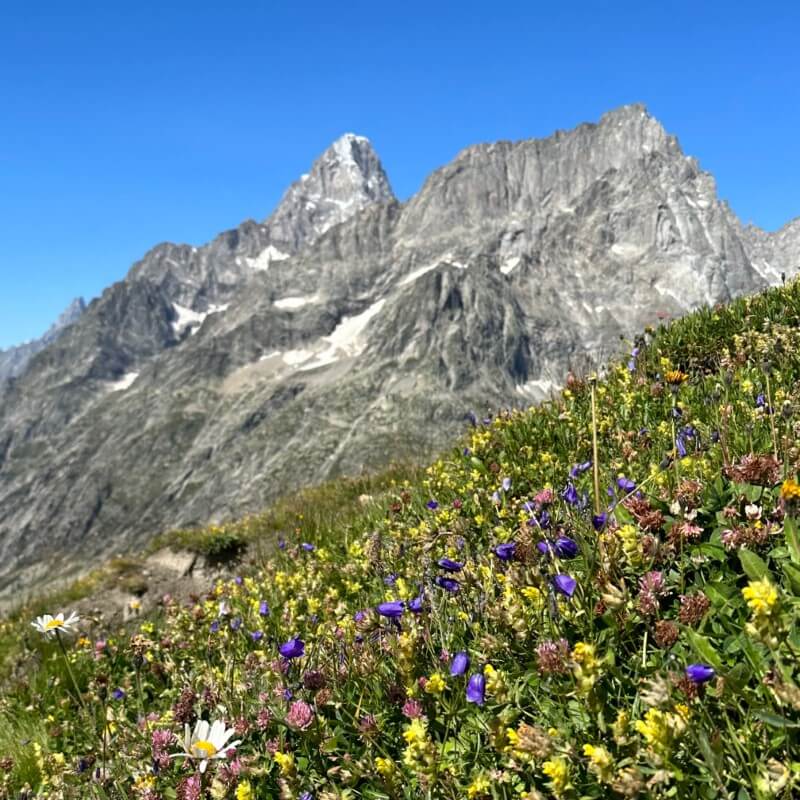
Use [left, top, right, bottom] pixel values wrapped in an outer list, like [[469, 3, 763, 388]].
[[0, 298, 85, 384], [741, 217, 800, 283], [0, 105, 795, 602]]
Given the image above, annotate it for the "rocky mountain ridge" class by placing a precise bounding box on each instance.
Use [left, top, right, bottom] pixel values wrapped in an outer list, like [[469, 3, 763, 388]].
[[0, 297, 86, 384], [0, 104, 796, 601]]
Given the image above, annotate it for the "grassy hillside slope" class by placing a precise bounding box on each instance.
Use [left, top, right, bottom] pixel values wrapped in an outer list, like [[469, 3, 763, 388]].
[[2, 282, 800, 799]]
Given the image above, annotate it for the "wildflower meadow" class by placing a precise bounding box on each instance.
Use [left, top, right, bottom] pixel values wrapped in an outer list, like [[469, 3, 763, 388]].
[[2, 281, 800, 798]]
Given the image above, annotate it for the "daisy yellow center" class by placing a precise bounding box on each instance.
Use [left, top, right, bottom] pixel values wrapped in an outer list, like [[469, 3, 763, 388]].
[[45, 619, 64, 629], [192, 740, 217, 758]]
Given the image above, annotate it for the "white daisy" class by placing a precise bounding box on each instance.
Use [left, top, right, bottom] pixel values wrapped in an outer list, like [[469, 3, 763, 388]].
[[31, 611, 80, 638], [172, 719, 241, 773]]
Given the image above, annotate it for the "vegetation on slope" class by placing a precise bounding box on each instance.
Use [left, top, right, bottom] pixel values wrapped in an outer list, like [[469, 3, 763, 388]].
[[3, 282, 800, 799]]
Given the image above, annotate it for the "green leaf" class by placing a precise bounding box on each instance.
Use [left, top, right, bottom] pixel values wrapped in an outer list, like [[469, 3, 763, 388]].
[[784, 516, 800, 564], [753, 711, 800, 729], [704, 583, 735, 608], [695, 729, 721, 778], [739, 549, 770, 581], [782, 562, 800, 595], [685, 629, 723, 670], [724, 663, 750, 692], [696, 542, 726, 561]]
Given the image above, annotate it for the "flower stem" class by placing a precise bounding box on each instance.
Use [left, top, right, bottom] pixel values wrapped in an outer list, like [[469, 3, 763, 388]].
[[55, 630, 86, 711], [590, 378, 601, 516], [765, 372, 779, 463]]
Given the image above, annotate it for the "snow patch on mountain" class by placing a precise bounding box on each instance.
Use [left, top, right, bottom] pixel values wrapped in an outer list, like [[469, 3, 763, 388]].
[[247, 246, 290, 272], [274, 295, 319, 310], [107, 372, 139, 392], [172, 304, 229, 337]]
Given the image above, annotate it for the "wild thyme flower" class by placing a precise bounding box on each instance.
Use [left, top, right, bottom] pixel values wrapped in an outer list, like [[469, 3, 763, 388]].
[[678, 592, 710, 625], [536, 639, 570, 674], [402, 698, 424, 719], [285, 700, 314, 730]]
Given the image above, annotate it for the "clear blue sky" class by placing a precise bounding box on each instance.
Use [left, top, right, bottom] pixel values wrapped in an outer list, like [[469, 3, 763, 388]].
[[1, 1, 799, 348]]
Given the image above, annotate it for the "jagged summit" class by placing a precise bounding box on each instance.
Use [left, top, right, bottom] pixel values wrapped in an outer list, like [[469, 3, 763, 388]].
[[265, 132, 395, 249], [0, 296, 86, 383], [125, 132, 394, 312]]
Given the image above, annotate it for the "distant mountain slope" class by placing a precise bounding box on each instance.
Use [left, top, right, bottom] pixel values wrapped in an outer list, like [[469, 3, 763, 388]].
[[0, 105, 794, 599], [0, 297, 85, 384]]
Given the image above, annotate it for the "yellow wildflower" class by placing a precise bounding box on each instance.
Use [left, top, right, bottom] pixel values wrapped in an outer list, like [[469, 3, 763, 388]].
[[780, 477, 800, 503], [403, 718, 428, 746], [572, 642, 600, 694], [235, 780, 254, 800], [424, 673, 446, 694], [542, 757, 571, 796], [467, 774, 491, 798], [484, 664, 509, 702], [742, 578, 779, 616], [665, 369, 688, 385], [583, 743, 614, 783], [375, 756, 397, 777], [273, 751, 295, 776]]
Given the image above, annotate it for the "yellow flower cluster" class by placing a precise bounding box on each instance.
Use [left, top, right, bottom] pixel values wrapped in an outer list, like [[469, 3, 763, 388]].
[[780, 478, 800, 504], [273, 751, 295, 776], [634, 707, 686, 758], [467, 774, 490, 798], [542, 756, 571, 796], [484, 664, 509, 702], [742, 578, 781, 645], [742, 578, 779, 616], [235, 780, 254, 800], [583, 743, 614, 783], [424, 672, 446, 694], [402, 718, 437, 775], [572, 642, 600, 694], [375, 757, 397, 778]]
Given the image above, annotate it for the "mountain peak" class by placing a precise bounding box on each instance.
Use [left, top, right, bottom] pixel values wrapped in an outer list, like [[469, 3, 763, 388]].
[[265, 132, 395, 249], [52, 297, 86, 330]]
